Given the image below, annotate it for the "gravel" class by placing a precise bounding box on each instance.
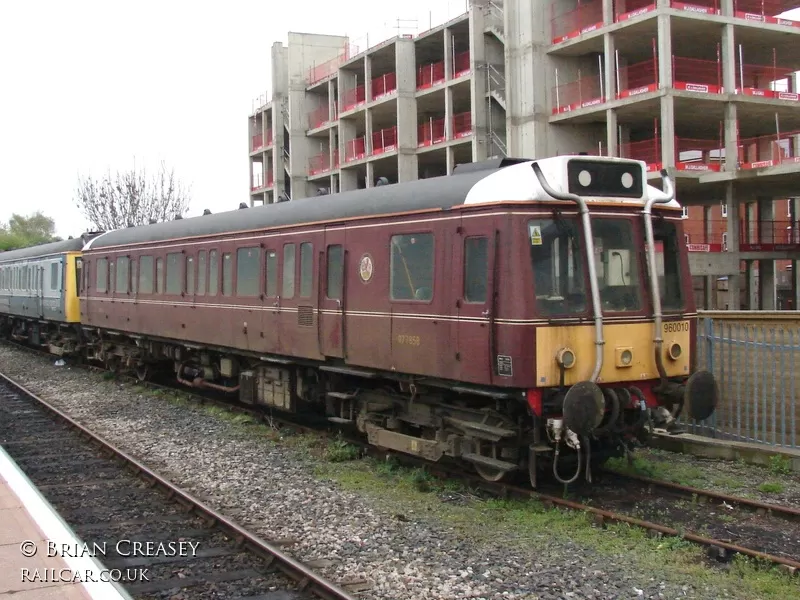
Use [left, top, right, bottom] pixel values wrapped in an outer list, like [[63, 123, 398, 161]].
[[0, 343, 793, 600]]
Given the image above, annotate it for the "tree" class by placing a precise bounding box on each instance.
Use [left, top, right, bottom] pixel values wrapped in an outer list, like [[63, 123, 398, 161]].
[[74, 161, 192, 231], [0, 212, 61, 251]]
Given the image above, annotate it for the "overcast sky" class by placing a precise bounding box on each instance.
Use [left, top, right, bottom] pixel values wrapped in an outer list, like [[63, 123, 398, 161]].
[[0, 0, 468, 238], [1, 1, 797, 239]]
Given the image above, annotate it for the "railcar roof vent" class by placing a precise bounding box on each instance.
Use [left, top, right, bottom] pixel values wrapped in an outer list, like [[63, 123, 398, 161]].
[[239, 202, 248, 209], [203, 209, 212, 215], [375, 177, 389, 186], [452, 157, 533, 175], [149, 219, 158, 224], [174, 214, 183, 220]]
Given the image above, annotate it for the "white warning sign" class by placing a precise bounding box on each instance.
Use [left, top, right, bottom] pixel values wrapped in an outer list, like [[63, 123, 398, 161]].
[[529, 225, 542, 246]]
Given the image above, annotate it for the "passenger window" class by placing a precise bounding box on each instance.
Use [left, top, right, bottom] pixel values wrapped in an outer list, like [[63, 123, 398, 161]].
[[464, 237, 488, 303], [236, 247, 259, 296], [300, 242, 313, 298], [109, 261, 115, 293], [130, 258, 137, 294], [50, 263, 58, 290], [222, 253, 233, 296], [326, 245, 343, 300], [117, 257, 129, 294], [156, 258, 164, 294], [265, 250, 278, 297], [282, 244, 296, 298], [390, 233, 434, 301], [197, 251, 207, 296], [97, 258, 108, 292], [209, 250, 218, 295], [166, 252, 181, 294], [139, 256, 154, 294], [185, 255, 195, 295]]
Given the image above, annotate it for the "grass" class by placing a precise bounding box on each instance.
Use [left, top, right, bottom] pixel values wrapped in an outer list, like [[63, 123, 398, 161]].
[[768, 455, 792, 476], [757, 482, 784, 494], [606, 454, 708, 488]]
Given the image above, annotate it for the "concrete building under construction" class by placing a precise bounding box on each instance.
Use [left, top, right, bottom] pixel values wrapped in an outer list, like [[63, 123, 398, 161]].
[[248, 0, 800, 310]]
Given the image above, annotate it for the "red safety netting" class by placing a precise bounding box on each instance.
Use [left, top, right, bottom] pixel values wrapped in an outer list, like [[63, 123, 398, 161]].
[[616, 58, 658, 98], [340, 85, 366, 113], [345, 137, 366, 162], [372, 72, 397, 100], [619, 137, 662, 171], [551, 0, 604, 44], [669, 0, 720, 15], [682, 220, 729, 252], [266, 169, 274, 187], [738, 129, 800, 169], [672, 55, 721, 94], [418, 117, 446, 147], [265, 129, 273, 146], [740, 219, 800, 251], [735, 60, 799, 101], [333, 149, 340, 169], [453, 112, 473, 138], [307, 47, 356, 86], [675, 136, 724, 172], [251, 134, 263, 152], [454, 51, 471, 77], [733, 0, 800, 26], [251, 169, 274, 190], [372, 126, 398, 155], [309, 153, 332, 176], [614, 0, 656, 21], [308, 106, 330, 130], [552, 73, 604, 114], [417, 61, 446, 90]]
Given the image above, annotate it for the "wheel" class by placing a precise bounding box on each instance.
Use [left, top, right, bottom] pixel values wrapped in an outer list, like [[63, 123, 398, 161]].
[[135, 364, 151, 382], [473, 440, 511, 483]]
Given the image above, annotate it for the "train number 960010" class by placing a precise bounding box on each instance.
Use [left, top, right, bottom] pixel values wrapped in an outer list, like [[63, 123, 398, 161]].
[[663, 321, 690, 333]]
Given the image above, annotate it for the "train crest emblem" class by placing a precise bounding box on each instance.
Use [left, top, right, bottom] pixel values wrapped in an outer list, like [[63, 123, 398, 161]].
[[359, 254, 374, 282]]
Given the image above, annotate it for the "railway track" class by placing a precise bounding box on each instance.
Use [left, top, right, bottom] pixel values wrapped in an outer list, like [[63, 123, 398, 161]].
[[4, 340, 800, 576], [0, 372, 358, 600]]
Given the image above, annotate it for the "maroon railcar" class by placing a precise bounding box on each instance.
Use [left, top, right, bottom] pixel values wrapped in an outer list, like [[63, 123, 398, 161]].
[[78, 156, 717, 486]]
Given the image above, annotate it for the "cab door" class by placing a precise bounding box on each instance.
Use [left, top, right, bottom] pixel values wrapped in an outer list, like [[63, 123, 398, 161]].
[[320, 227, 346, 358], [453, 214, 498, 386]]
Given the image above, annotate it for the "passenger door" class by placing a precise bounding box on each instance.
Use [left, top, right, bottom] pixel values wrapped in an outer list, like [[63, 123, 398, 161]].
[[453, 214, 498, 385], [320, 227, 346, 358]]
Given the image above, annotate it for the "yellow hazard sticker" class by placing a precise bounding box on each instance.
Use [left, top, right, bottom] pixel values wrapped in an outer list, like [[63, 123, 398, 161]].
[[530, 225, 542, 246]]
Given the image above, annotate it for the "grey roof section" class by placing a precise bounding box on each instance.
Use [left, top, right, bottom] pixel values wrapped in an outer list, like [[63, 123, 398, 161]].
[[452, 157, 532, 175], [88, 161, 525, 250], [0, 237, 89, 263]]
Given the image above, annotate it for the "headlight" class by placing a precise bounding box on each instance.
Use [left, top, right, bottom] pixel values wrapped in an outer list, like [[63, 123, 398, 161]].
[[615, 347, 634, 368], [620, 349, 633, 365], [556, 347, 576, 369], [668, 342, 682, 360]]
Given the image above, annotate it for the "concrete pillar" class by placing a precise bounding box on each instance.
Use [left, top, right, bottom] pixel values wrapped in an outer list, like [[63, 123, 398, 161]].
[[746, 261, 758, 309], [794, 199, 800, 309], [602, 0, 614, 23], [758, 196, 777, 309], [606, 109, 618, 156], [365, 162, 375, 188], [660, 95, 675, 168], [720, 25, 736, 94], [444, 27, 454, 80], [445, 87, 454, 140], [704, 206, 714, 309], [395, 38, 418, 183], [720, 0, 734, 16], [723, 103, 739, 171], [657, 15, 672, 88], [469, 6, 488, 161], [446, 146, 455, 175], [725, 182, 741, 309], [364, 56, 372, 104], [603, 33, 616, 102], [365, 108, 374, 155]]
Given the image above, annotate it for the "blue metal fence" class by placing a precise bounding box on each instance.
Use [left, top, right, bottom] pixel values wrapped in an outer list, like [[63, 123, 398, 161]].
[[690, 314, 799, 448]]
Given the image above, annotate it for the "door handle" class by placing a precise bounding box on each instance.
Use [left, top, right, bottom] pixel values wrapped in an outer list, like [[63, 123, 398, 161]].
[[482, 309, 490, 317]]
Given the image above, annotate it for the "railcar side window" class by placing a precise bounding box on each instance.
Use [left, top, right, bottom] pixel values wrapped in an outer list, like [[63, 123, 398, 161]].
[[326, 245, 343, 300], [236, 247, 259, 297], [139, 256, 154, 294], [96, 258, 108, 293], [653, 221, 684, 311], [282, 244, 296, 298], [131, 259, 137, 294], [117, 257, 130, 294], [197, 251, 207, 296], [156, 258, 164, 294], [464, 237, 488, 303], [222, 253, 233, 296], [300, 242, 313, 298], [528, 219, 586, 316], [208, 251, 218, 296], [186, 255, 195, 295], [390, 233, 434, 301], [166, 253, 181, 295], [109, 262, 115, 293], [50, 263, 58, 290], [265, 250, 278, 297]]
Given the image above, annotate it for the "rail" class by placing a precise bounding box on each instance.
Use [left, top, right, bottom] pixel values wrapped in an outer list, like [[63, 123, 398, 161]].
[[552, 72, 605, 114], [371, 126, 398, 155], [416, 61, 446, 89], [675, 136, 724, 172], [672, 55, 722, 94], [735, 60, 797, 99], [619, 137, 662, 171], [418, 117, 446, 147], [616, 58, 658, 98], [739, 218, 800, 250], [371, 72, 397, 100], [550, 0, 604, 44], [308, 105, 330, 130], [733, 0, 800, 25], [309, 152, 332, 176], [251, 133, 264, 152], [738, 129, 800, 169], [340, 85, 366, 113], [453, 51, 471, 78], [453, 112, 473, 139], [344, 137, 366, 162]]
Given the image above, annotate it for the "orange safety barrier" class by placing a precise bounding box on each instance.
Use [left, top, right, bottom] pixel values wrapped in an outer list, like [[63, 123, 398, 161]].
[[551, 0, 604, 44], [309, 153, 332, 176], [308, 106, 330, 130], [307, 47, 357, 86], [265, 129, 273, 147], [733, 0, 800, 26], [616, 58, 658, 98], [251, 134, 263, 152], [454, 51, 471, 78], [738, 130, 800, 169], [675, 136, 724, 172], [735, 61, 799, 101], [740, 219, 800, 251], [340, 85, 366, 113], [453, 112, 473, 139], [669, 0, 719, 15], [417, 61, 446, 90], [615, 0, 657, 21], [372, 126, 398, 155], [266, 169, 274, 187], [682, 220, 729, 253], [251, 169, 274, 191], [345, 137, 366, 163], [372, 72, 397, 100], [418, 118, 446, 147], [619, 138, 662, 171], [672, 56, 721, 94], [552, 73, 605, 114]]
